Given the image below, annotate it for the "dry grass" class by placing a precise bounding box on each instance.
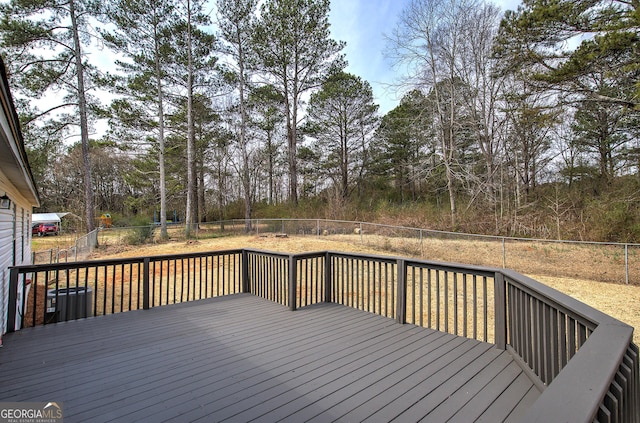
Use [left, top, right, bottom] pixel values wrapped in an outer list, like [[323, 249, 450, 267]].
[[32, 232, 640, 344]]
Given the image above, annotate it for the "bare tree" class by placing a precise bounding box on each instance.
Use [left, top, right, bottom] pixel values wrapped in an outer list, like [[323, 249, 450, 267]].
[[389, 0, 481, 227], [457, 3, 505, 221]]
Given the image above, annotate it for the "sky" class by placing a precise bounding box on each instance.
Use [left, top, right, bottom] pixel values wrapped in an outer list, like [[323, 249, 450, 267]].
[[328, 0, 522, 115], [328, 0, 407, 114], [8, 0, 524, 140]]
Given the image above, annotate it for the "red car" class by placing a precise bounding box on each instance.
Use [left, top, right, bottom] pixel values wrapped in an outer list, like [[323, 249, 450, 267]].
[[32, 223, 59, 236]]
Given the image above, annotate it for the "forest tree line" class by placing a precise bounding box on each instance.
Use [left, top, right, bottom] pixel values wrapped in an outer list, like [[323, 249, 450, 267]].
[[1, 0, 639, 242]]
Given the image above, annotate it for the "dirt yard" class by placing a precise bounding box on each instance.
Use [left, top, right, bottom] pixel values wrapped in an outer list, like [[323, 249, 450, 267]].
[[30, 232, 640, 344]]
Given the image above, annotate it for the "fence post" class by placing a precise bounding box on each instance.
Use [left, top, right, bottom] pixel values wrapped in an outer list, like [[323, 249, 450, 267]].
[[242, 250, 250, 293], [288, 255, 297, 311], [494, 272, 507, 350], [625, 244, 629, 285], [6, 267, 19, 333], [324, 252, 332, 303], [502, 238, 506, 268], [359, 222, 363, 244], [317, 219, 320, 237], [395, 259, 407, 324], [143, 258, 150, 310]]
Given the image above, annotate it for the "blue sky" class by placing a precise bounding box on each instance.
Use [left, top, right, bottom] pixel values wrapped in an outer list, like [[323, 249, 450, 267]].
[[328, 0, 522, 114], [328, 0, 408, 114]]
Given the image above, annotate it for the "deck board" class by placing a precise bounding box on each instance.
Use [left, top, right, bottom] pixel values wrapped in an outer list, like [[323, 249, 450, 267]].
[[0, 293, 541, 422]]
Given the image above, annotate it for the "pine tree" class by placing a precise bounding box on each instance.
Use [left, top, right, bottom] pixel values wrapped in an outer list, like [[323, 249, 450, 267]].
[[0, 0, 101, 232], [102, 0, 179, 239], [252, 0, 345, 204], [217, 0, 258, 232], [305, 72, 378, 200]]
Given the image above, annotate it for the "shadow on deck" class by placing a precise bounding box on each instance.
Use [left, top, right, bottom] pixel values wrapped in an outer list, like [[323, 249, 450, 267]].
[[0, 294, 539, 422]]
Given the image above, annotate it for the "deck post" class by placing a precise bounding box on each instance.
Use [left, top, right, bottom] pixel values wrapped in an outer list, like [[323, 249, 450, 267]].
[[494, 271, 506, 349], [288, 255, 297, 311], [395, 259, 407, 324], [6, 267, 19, 333], [143, 258, 150, 310], [324, 252, 332, 303], [241, 250, 250, 293]]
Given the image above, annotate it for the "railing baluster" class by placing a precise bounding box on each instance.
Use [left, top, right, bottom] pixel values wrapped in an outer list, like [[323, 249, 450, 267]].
[[142, 258, 150, 310], [162, 260, 167, 306], [453, 272, 458, 335], [288, 254, 296, 311], [384, 262, 388, 317], [111, 265, 116, 314], [483, 276, 488, 342], [411, 266, 416, 324], [375, 260, 379, 313], [428, 269, 432, 329], [462, 273, 467, 338], [419, 268, 424, 327], [186, 258, 191, 302], [32, 271, 38, 325], [472, 274, 477, 340], [64, 268, 70, 322], [444, 270, 449, 334], [436, 270, 441, 332], [391, 262, 396, 318], [127, 263, 132, 311], [101, 266, 106, 316], [119, 263, 124, 312]]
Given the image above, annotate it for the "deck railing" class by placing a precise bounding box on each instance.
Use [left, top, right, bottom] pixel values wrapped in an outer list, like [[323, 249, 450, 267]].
[[7, 249, 639, 423]]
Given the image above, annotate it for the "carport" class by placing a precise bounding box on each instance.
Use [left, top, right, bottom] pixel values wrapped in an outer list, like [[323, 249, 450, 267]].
[[32, 212, 62, 226]]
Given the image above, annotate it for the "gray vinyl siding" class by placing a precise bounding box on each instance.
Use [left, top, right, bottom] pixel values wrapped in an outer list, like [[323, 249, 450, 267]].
[[0, 194, 33, 335], [0, 202, 14, 335]]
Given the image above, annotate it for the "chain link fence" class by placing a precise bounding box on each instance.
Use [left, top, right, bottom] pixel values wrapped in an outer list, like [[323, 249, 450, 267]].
[[32, 229, 99, 264], [201, 219, 639, 285], [30, 219, 639, 285]]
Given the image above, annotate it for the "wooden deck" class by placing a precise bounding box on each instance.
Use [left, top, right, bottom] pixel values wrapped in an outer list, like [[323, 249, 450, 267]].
[[0, 294, 541, 422]]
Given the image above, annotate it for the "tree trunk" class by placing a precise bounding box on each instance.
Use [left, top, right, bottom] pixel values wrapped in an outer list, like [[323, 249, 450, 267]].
[[154, 16, 168, 240], [237, 26, 252, 233], [198, 157, 206, 222], [267, 131, 274, 205], [341, 127, 348, 199], [185, 0, 197, 238], [287, 113, 298, 204], [70, 0, 95, 234], [287, 81, 298, 204]]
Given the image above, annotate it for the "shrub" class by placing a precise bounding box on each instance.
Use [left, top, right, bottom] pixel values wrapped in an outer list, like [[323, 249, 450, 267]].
[[124, 216, 155, 245]]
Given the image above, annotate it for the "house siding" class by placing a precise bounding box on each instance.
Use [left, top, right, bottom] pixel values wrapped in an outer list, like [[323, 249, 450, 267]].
[[0, 188, 33, 335], [0, 203, 12, 335]]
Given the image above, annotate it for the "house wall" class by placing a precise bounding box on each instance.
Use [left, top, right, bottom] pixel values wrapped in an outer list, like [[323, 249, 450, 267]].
[[0, 56, 39, 338], [0, 172, 33, 335]]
